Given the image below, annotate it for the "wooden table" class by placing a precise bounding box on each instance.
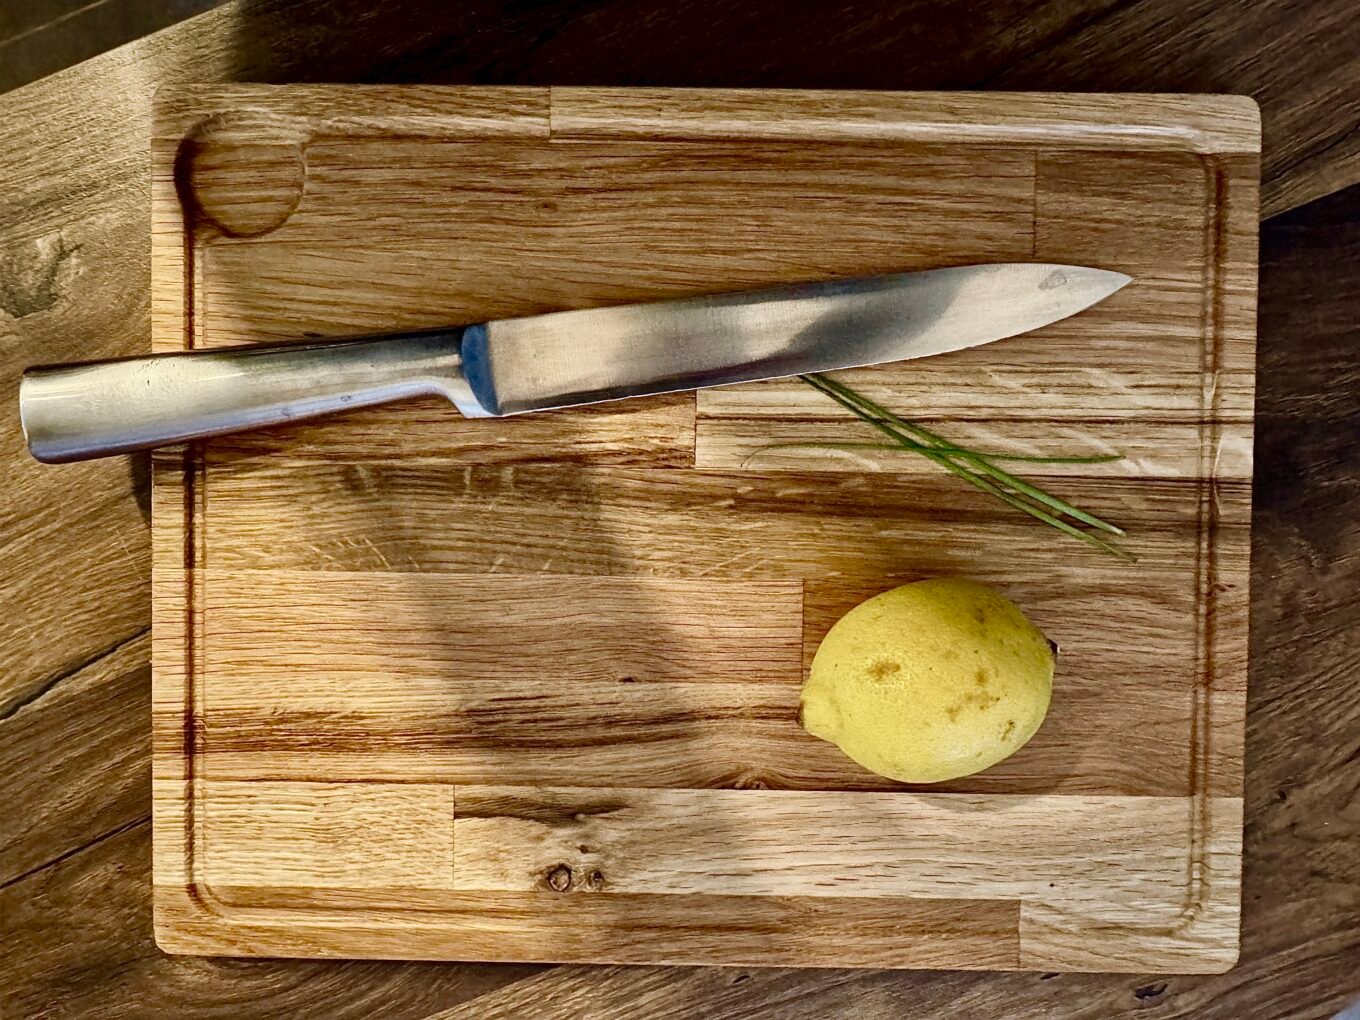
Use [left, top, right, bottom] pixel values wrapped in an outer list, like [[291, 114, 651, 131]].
[[2, 2, 1357, 1016]]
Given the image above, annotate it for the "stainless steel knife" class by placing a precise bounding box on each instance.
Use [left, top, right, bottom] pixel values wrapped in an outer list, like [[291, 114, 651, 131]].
[[19, 263, 1128, 463]]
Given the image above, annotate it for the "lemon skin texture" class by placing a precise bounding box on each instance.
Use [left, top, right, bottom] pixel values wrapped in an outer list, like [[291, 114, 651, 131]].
[[799, 578, 1054, 783]]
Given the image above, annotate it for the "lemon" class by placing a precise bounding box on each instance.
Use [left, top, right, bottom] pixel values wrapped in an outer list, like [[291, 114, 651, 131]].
[[799, 578, 1053, 783]]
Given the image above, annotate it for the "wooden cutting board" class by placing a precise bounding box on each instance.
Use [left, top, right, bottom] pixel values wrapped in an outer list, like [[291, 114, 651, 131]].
[[150, 87, 1258, 971]]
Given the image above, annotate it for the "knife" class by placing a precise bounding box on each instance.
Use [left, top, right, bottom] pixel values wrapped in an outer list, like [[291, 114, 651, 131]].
[[19, 263, 1128, 463]]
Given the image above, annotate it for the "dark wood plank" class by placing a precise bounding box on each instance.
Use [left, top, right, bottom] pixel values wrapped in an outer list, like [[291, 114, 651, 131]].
[[986, 0, 1359, 218], [0, 630, 149, 885], [0, 0, 230, 95], [0, 0, 92, 44], [0, 823, 539, 1020], [0, 457, 150, 711]]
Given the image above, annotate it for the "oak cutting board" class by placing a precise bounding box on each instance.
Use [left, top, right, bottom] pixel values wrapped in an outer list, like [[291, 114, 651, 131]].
[[150, 87, 1258, 971]]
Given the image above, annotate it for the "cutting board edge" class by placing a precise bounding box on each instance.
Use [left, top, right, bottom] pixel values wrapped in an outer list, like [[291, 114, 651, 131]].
[[149, 86, 1257, 971], [150, 83, 1261, 150]]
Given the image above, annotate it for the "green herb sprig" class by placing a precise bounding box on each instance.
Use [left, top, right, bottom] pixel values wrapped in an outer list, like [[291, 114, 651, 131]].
[[752, 373, 1133, 561]]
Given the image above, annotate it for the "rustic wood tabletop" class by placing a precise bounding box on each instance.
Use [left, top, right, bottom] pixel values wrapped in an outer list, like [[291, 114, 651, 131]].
[[2, 1, 1357, 1017]]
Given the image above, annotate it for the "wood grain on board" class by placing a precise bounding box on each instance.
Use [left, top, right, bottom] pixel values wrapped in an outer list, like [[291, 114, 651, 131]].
[[146, 87, 1257, 972], [1, 0, 1356, 1014]]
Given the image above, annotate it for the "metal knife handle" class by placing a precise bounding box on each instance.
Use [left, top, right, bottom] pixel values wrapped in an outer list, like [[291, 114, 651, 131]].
[[19, 330, 485, 463]]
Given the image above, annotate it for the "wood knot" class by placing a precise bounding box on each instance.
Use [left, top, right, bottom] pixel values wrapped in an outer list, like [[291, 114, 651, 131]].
[[0, 234, 81, 321], [543, 863, 605, 892], [544, 864, 573, 892]]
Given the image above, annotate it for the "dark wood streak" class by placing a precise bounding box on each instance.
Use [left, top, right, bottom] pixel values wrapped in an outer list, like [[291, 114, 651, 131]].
[[1183, 155, 1235, 927], [181, 443, 205, 916]]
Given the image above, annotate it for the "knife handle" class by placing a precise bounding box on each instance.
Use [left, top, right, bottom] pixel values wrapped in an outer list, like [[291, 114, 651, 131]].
[[19, 330, 488, 464]]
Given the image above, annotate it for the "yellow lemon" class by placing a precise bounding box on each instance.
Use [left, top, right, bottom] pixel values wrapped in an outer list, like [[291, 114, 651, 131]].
[[799, 577, 1053, 783]]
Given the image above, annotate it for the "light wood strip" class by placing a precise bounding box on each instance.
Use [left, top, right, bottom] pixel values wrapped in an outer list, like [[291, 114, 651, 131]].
[[192, 140, 1034, 345], [199, 781, 455, 890], [1019, 796, 1244, 972], [697, 418, 1253, 479], [203, 571, 803, 684], [207, 394, 696, 466], [153, 882, 1021, 968], [548, 89, 1262, 154], [202, 569, 1206, 690], [203, 461, 1239, 580], [150, 445, 210, 958], [156, 84, 550, 145], [447, 786, 1229, 901]]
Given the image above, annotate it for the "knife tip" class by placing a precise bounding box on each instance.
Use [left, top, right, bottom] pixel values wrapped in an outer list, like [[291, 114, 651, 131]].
[[1090, 266, 1134, 293], [1057, 265, 1132, 308]]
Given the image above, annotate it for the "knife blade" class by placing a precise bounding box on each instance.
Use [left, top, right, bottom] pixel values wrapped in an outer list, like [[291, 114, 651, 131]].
[[20, 263, 1128, 463]]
